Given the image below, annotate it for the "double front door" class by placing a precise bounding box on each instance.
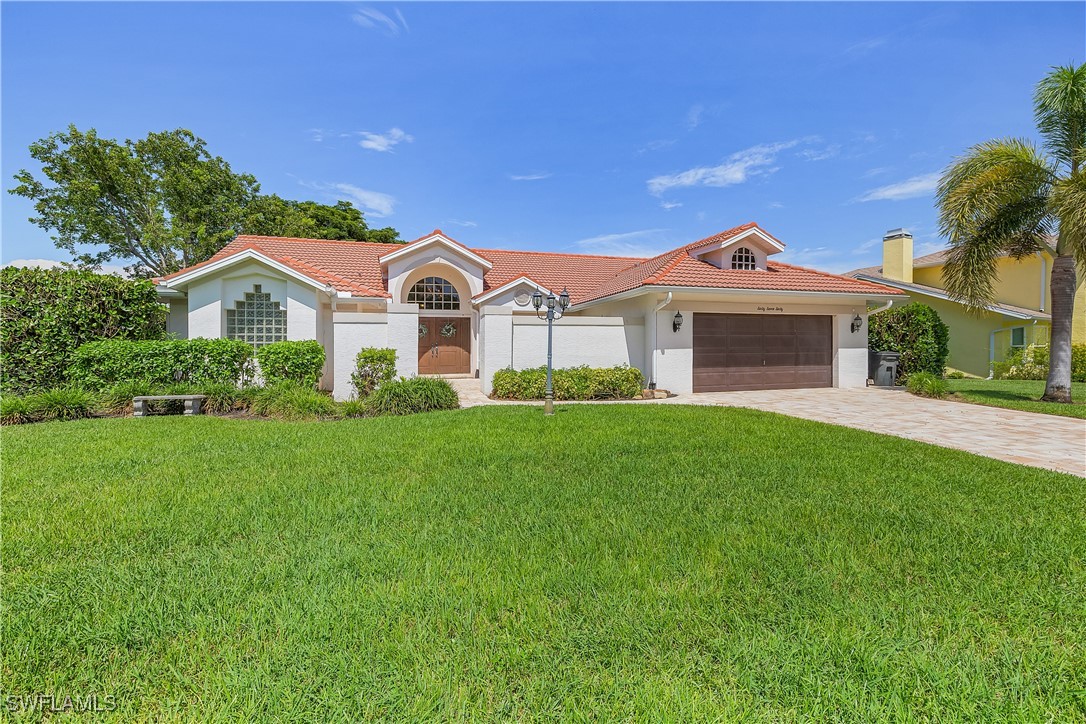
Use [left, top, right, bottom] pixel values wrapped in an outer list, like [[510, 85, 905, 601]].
[[418, 316, 470, 375]]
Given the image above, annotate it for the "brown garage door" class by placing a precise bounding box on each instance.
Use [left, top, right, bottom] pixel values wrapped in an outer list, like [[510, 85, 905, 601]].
[[693, 314, 832, 392]]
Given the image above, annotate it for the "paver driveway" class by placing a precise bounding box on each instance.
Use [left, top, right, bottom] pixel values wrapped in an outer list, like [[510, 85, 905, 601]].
[[450, 380, 1085, 476], [679, 387, 1086, 477]]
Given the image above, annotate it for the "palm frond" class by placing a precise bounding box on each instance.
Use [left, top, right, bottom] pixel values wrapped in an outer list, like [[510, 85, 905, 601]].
[[936, 139, 1057, 309], [1034, 63, 1086, 171], [1049, 172, 1086, 269]]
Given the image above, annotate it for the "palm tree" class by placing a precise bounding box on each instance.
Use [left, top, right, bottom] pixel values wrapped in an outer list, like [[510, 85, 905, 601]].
[[936, 63, 1086, 403]]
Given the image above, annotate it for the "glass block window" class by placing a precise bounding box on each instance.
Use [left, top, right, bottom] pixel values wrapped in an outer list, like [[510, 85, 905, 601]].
[[731, 247, 757, 270], [407, 276, 460, 310], [225, 284, 286, 347]]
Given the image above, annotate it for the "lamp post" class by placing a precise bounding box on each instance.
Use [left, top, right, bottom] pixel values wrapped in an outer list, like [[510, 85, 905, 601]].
[[531, 287, 571, 415]]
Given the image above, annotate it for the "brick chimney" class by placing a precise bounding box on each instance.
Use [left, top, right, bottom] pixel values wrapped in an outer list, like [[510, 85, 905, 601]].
[[882, 228, 913, 283]]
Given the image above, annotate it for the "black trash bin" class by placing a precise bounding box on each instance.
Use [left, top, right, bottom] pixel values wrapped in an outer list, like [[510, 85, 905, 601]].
[[869, 350, 901, 387]]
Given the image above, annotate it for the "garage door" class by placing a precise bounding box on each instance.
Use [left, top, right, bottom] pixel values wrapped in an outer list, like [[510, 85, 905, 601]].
[[693, 314, 832, 392]]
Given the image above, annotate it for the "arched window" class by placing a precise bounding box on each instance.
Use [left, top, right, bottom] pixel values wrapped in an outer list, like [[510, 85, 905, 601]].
[[225, 284, 286, 347], [407, 276, 460, 310], [731, 247, 757, 270]]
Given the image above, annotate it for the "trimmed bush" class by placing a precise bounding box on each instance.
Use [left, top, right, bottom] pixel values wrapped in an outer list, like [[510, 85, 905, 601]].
[[351, 347, 397, 397], [491, 365, 644, 400], [251, 382, 339, 420], [255, 340, 325, 387], [994, 343, 1086, 382], [905, 372, 949, 399], [868, 303, 950, 381], [363, 377, 459, 416], [97, 380, 160, 415], [69, 338, 252, 389], [0, 266, 166, 393], [199, 383, 257, 415]]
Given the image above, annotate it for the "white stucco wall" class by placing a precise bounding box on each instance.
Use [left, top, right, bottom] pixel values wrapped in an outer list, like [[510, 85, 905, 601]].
[[388, 304, 420, 380], [186, 265, 321, 341], [653, 308, 694, 393], [511, 316, 644, 371], [479, 307, 513, 394], [332, 313, 390, 400], [166, 298, 188, 338], [833, 312, 870, 388]]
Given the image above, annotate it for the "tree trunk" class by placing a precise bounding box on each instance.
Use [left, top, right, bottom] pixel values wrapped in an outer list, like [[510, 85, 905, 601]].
[[1042, 253, 1076, 403]]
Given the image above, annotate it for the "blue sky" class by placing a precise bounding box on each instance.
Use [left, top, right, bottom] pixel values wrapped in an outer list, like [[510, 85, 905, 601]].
[[2, 2, 1083, 273]]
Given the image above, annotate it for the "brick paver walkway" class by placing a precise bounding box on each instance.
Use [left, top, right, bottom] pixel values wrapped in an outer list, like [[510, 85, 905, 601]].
[[448, 379, 1085, 476]]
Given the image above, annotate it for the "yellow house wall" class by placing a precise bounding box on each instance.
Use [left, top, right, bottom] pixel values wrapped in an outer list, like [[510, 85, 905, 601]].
[[913, 254, 1050, 311], [884, 294, 1049, 377]]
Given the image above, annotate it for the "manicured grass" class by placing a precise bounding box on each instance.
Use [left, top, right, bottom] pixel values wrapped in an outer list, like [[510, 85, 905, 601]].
[[4, 406, 1084, 720], [946, 378, 1086, 418]]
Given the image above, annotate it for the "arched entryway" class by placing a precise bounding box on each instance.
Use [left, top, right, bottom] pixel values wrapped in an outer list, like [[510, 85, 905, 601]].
[[407, 275, 471, 374]]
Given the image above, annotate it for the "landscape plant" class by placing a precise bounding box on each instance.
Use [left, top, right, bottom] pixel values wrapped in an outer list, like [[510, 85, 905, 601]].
[[867, 303, 950, 381], [491, 365, 645, 400], [905, 372, 949, 399], [0, 266, 166, 393], [70, 338, 252, 389], [255, 340, 325, 387], [250, 381, 339, 420], [936, 63, 1086, 402], [351, 347, 397, 397], [362, 377, 459, 416]]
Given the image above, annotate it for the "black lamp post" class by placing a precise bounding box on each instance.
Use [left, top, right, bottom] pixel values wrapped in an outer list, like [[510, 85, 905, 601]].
[[531, 287, 571, 415]]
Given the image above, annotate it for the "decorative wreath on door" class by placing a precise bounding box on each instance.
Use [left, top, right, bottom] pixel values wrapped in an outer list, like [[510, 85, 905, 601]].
[[440, 322, 457, 338], [418, 323, 428, 338]]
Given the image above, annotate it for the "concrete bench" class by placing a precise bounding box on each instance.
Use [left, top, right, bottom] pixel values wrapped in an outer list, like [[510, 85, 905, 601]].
[[133, 394, 207, 417]]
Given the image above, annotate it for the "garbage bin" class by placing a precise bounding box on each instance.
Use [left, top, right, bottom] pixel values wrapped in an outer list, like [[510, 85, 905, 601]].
[[869, 350, 901, 387]]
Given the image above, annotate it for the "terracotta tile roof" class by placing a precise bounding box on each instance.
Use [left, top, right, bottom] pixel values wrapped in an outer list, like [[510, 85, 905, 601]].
[[158, 224, 903, 303]]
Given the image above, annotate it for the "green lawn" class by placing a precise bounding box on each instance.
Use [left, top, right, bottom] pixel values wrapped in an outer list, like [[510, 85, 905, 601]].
[[4, 406, 1084, 720], [946, 378, 1086, 418]]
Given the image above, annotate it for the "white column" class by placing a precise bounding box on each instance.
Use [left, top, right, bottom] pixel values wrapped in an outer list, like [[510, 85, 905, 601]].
[[834, 312, 869, 387], [654, 308, 693, 393], [387, 303, 420, 379], [479, 306, 512, 395]]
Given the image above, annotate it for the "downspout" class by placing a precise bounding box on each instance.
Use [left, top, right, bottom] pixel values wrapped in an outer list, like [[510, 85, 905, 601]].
[[867, 299, 894, 317], [649, 292, 673, 389], [1038, 252, 1046, 312]]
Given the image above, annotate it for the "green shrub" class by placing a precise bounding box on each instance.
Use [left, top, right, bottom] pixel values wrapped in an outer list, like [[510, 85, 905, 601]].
[[868, 303, 950, 381], [251, 382, 339, 420], [340, 399, 368, 418], [905, 372, 949, 399], [363, 377, 459, 416], [351, 347, 397, 397], [255, 340, 325, 387], [0, 266, 166, 394], [491, 365, 644, 400], [945, 370, 967, 379], [1, 396, 33, 425], [26, 387, 97, 421], [199, 383, 257, 415], [97, 380, 161, 415], [994, 343, 1086, 382], [70, 338, 253, 389]]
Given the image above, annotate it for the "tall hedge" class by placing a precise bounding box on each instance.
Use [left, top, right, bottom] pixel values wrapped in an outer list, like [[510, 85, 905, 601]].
[[0, 266, 166, 393], [69, 338, 253, 389], [868, 303, 950, 380]]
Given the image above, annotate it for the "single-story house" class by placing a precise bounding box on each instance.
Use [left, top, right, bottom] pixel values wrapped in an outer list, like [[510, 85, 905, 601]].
[[155, 222, 904, 399]]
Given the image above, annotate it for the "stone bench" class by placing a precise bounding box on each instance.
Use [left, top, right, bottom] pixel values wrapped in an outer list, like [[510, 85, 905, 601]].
[[133, 394, 207, 417]]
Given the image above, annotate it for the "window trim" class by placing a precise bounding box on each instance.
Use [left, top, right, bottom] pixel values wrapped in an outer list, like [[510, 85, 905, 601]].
[[1010, 326, 1026, 348]]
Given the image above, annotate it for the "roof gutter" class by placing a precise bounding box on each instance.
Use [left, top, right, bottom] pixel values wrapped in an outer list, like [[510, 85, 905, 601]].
[[574, 283, 901, 312]]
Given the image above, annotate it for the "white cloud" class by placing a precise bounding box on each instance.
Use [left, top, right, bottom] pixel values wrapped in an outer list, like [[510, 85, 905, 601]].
[[798, 144, 840, 161], [844, 37, 887, 57], [3, 258, 129, 276], [508, 172, 552, 181], [863, 166, 891, 178], [351, 6, 408, 36], [659, 201, 682, 211], [852, 237, 882, 253], [638, 139, 676, 154], [302, 181, 397, 217], [447, 219, 478, 228], [646, 140, 801, 196], [779, 247, 839, 268], [358, 127, 413, 153], [856, 172, 941, 202], [685, 104, 705, 130], [572, 229, 671, 257], [767, 201, 784, 209]]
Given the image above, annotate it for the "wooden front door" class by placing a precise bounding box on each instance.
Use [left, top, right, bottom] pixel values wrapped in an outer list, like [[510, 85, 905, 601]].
[[418, 317, 470, 375]]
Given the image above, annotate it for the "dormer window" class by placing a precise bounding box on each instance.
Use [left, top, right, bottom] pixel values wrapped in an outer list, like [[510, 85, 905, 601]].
[[731, 247, 757, 270]]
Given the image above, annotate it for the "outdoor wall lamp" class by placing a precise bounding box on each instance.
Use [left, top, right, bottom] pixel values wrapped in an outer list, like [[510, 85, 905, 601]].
[[532, 287, 571, 415], [673, 311, 684, 333], [851, 314, 863, 334]]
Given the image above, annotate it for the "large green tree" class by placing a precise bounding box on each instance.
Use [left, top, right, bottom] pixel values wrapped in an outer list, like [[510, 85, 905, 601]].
[[241, 196, 400, 243], [10, 126, 403, 278], [936, 63, 1086, 403], [10, 126, 258, 277]]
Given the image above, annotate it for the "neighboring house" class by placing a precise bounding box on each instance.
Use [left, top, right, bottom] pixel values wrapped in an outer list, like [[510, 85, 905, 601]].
[[846, 229, 1086, 377], [155, 222, 903, 399]]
